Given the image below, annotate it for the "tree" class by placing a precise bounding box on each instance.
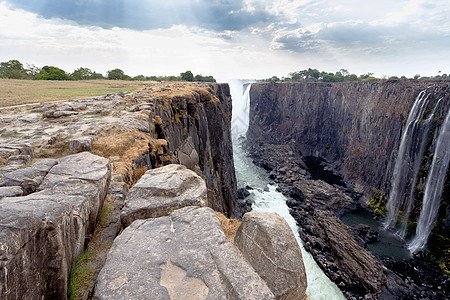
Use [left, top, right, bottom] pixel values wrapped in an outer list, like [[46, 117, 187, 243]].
[[71, 67, 93, 80], [26, 64, 41, 78], [133, 75, 145, 81], [0, 59, 28, 79], [90, 72, 104, 79], [267, 76, 280, 82], [180, 70, 194, 82], [107, 68, 125, 80], [194, 74, 216, 82], [36, 66, 70, 80]]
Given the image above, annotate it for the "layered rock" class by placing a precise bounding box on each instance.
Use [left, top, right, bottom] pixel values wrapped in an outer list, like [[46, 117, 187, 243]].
[[234, 212, 308, 300], [246, 80, 450, 299], [152, 83, 237, 216], [95, 207, 275, 300], [292, 209, 386, 299], [248, 80, 449, 195], [0, 152, 110, 300], [121, 164, 207, 227]]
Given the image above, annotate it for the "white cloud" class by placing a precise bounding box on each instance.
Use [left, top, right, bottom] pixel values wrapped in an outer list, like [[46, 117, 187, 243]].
[[0, 1, 449, 79]]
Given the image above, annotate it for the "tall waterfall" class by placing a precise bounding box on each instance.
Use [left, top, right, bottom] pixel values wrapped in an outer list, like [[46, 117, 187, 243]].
[[409, 106, 450, 253], [384, 90, 431, 231], [384, 86, 450, 253], [227, 80, 346, 300]]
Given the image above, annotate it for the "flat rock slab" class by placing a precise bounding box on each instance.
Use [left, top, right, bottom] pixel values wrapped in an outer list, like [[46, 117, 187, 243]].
[[234, 212, 308, 300], [40, 152, 111, 228], [95, 206, 274, 300], [121, 164, 207, 227]]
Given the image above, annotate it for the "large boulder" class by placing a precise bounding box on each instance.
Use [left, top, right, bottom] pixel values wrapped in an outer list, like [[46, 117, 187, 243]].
[[121, 164, 207, 227], [95, 206, 274, 300], [0, 152, 111, 300], [234, 212, 308, 300], [39, 152, 111, 229], [0, 191, 90, 300]]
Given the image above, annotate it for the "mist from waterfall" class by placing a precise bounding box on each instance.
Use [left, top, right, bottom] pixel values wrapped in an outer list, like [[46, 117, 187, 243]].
[[227, 80, 346, 300], [409, 106, 450, 253]]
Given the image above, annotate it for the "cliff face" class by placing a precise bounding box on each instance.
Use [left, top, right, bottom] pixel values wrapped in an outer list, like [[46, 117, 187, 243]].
[[248, 80, 449, 195], [151, 83, 237, 216], [246, 80, 450, 299]]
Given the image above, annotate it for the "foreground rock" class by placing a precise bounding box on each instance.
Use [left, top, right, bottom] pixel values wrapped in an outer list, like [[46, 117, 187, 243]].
[[0, 152, 111, 300], [121, 164, 207, 227], [234, 212, 308, 300], [95, 206, 275, 300], [39, 152, 111, 229]]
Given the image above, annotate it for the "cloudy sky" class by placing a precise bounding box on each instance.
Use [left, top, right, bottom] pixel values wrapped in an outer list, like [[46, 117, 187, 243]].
[[0, 0, 449, 79]]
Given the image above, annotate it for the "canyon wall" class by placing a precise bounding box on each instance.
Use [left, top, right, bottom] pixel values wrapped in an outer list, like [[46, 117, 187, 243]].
[[247, 80, 449, 196], [150, 83, 237, 216]]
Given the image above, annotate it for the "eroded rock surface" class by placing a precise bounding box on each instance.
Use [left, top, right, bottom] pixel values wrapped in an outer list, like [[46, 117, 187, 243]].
[[121, 164, 207, 227], [95, 206, 275, 300], [0, 158, 57, 195], [39, 152, 111, 229], [234, 212, 307, 300], [292, 209, 386, 299], [0, 152, 111, 300]]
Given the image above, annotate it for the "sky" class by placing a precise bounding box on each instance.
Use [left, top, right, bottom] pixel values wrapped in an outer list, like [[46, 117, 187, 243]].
[[0, 0, 449, 79]]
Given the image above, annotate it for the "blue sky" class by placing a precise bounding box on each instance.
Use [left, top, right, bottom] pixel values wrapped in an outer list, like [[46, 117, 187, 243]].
[[0, 0, 449, 79]]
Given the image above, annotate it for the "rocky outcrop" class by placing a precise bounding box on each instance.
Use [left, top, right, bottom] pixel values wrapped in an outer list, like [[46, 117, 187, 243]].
[[234, 212, 308, 300], [152, 83, 237, 217], [95, 206, 275, 300], [291, 209, 386, 299], [121, 164, 207, 227], [0, 83, 237, 218], [0, 152, 110, 300]]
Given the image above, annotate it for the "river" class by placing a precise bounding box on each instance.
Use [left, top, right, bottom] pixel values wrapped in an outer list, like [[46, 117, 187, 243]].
[[228, 80, 346, 300]]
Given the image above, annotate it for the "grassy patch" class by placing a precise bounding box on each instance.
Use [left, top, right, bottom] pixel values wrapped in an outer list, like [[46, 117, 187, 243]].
[[68, 247, 96, 300], [216, 212, 241, 243], [0, 79, 151, 107], [68, 197, 117, 299]]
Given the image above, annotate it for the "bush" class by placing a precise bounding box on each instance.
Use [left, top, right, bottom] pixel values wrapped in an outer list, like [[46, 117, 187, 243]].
[[36, 66, 70, 80]]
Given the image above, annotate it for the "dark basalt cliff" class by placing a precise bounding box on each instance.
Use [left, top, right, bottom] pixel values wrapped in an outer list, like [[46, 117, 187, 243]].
[[248, 80, 449, 196], [150, 83, 237, 217], [246, 80, 450, 299]]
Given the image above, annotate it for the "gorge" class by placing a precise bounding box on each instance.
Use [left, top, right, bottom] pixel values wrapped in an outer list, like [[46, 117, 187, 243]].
[[244, 80, 449, 299]]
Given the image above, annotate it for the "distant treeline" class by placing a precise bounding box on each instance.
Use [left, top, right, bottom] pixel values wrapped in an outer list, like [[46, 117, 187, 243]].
[[0, 60, 216, 82], [262, 68, 450, 83]]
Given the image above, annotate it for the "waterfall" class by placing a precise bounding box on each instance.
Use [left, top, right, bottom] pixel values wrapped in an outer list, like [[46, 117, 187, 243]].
[[409, 106, 450, 253], [398, 100, 441, 238], [227, 80, 346, 300], [384, 90, 431, 230]]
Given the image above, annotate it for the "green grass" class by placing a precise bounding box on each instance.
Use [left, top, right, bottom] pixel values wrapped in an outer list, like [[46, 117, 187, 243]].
[[68, 247, 96, 300]]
